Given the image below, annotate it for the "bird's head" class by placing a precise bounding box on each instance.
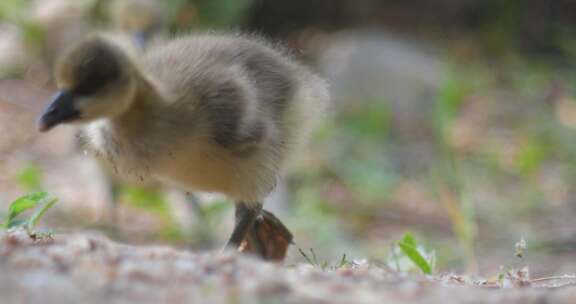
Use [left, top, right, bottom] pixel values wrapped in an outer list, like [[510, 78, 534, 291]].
[[38, 35, 138, 132]]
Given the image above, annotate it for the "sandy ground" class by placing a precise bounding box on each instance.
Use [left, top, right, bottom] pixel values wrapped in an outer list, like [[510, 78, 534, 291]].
[[1, 229, 576, 304]]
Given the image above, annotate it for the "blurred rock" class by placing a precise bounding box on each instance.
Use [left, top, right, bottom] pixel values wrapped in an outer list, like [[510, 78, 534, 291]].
[[29, 0, 93, 72], [0, 24, 31, 76], [318, 30, 445, 120], [317, 29, 446, 170]]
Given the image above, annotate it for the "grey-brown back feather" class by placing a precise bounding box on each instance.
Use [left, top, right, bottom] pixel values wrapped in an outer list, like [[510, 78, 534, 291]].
[[143, 34, 302, 153]]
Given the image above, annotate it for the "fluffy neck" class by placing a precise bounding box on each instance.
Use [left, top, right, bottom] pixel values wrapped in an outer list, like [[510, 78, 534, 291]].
[[83, 79, 163, 179], [109, 74, 163, 133]]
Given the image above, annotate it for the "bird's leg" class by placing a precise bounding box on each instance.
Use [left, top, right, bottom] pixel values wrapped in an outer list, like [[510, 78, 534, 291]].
[[104, 177, 121, 228], [187, 193, 206, 221], [186, 193, 214, 247], [224, 203, 262, 250]]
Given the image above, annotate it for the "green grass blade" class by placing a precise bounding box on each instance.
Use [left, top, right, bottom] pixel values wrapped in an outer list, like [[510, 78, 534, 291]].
[[402, 232, 418, 248], [7, 192, 47, 225], [428, 250, 437, 273], [298, 248, 315, 266], [398, 241, 432, 275], [26, 197, 57, 232]]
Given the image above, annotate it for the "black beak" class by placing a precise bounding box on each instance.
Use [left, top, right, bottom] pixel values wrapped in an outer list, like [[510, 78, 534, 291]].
[[38, 91, 80, 132]]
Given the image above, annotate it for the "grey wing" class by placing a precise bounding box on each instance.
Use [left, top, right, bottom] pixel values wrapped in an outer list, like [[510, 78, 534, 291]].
[[193, 68, 269, 153]]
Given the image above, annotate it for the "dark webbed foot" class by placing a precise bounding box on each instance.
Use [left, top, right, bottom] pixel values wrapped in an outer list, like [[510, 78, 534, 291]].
[[240, 209, 293, 261], [225, 203, 293, 261]]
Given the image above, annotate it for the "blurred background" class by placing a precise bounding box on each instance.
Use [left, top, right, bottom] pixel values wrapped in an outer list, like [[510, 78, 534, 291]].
[[2, 0, 576, 277]]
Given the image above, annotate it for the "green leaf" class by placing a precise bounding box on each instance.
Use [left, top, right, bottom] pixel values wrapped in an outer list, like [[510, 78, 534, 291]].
[[398, 235, 433, 275], [402, 232, 418, 248], [7, 192, 47, 225], [26, 197, 57, 233]]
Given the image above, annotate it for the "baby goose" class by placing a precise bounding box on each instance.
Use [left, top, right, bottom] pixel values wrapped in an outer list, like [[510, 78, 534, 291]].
[[38, 33, 328, 260]]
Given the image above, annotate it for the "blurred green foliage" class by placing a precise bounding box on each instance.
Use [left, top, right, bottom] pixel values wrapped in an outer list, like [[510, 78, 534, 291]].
[[16, 163, 43, 192], [0, 0, 45, 48], [193, 0, 252, 28], [434, 72, 468, 144], [0, 0, 28, 21], [120, 186, 185, 241], [161, 0, 252, 30]]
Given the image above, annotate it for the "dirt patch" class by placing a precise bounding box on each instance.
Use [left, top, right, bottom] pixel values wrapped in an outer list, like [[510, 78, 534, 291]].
[[1, 229, 575, 304]]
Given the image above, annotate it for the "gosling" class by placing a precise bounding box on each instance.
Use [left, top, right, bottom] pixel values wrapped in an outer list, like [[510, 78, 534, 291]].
[[37, 33, 329, 261]]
